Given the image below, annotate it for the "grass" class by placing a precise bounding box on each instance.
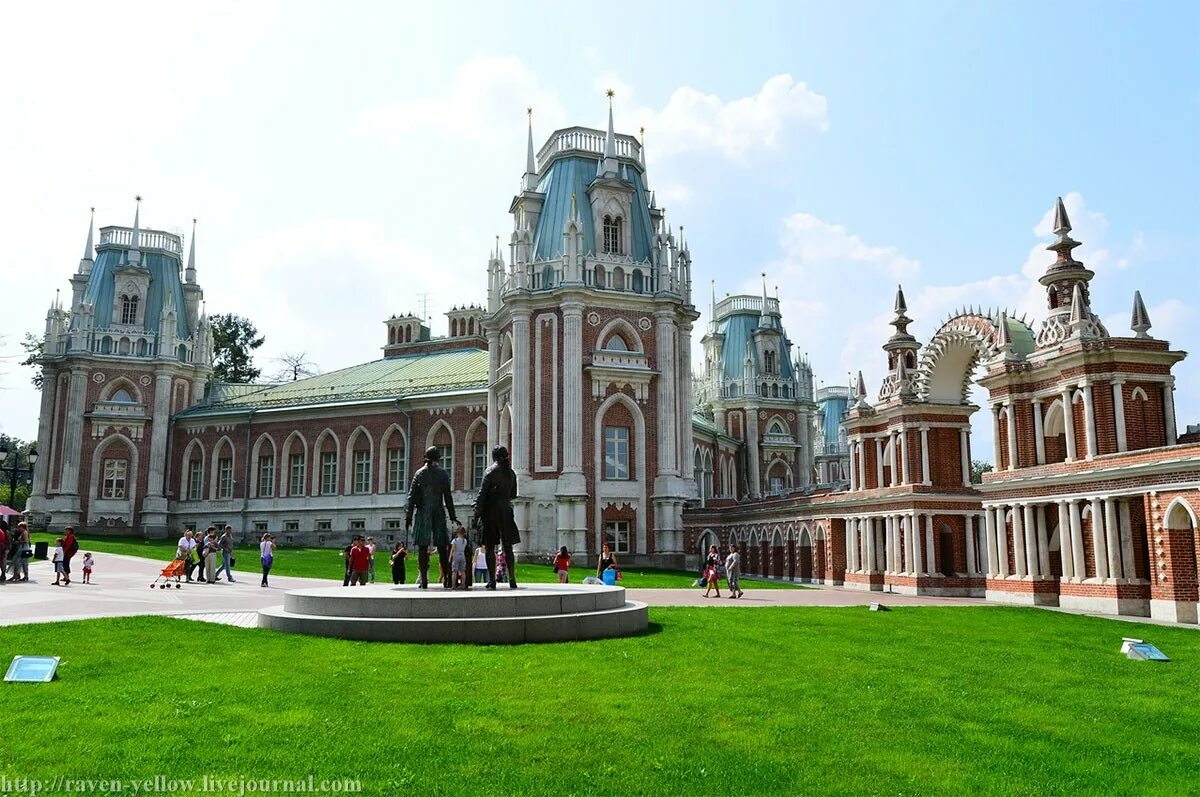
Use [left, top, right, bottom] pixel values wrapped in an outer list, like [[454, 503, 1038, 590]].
[[29, 532, 800, 589], [1, 607, 1198, 795]]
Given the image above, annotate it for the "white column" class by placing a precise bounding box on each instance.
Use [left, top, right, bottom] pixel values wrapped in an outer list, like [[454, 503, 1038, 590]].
[[1111, 380, 1127, 453], [1082, 383, 1098, 459], [1036, 505, 1051, 579], [510, 311, 532, 476], [1005, 399, 1019, 471], [960, 429, 971, 487], [900, 428, 911, 485], [890, 434, 900, 487], [984, 507, 998, 577], [562, 304, 584, 475], [845, 522, 854, 572], [678, 321, 695, 483], [924, 514, 936, 576], [991, 405, 1003, 470], [1062, 388, 1077, 462], [1164, 378, 1178, 446], [745, 403, 760, 496], [1032, 399, 1046, 465], [486, 330, 500, 450], [145, 370, 172, 498], [852, 519, 862, 572], [1119, 500, 1136, 581], [1012, 504, 1027, 578], [1103, 498, 1122, 581], [1090, 498, 1109, 581], [59, 367, 89, 495], [1022, 503, 1039, 578], [848, 439, 857, 491], [995, 506, 1010, 577], [1068, 501, 1085, 578], [655, 310, 679, 476], [857, 440, 866, 491], [919, 426, 931, 485], [887, 516, 897, 573], [876, 437, 885, 487], [910, 513, 922, 574], [965, 514, 977, 576], [1057, 502, 1074, 579]]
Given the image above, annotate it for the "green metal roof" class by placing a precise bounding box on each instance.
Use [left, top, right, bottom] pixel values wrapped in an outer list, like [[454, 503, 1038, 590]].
[[179, 349, 488, 416]]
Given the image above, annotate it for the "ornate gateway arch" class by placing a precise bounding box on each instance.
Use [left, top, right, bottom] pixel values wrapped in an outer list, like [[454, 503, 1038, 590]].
[[916, 310, 1036, 404]]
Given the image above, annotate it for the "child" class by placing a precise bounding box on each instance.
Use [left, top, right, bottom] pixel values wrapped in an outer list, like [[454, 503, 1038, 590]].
[[52, 538, 65, 586], [496, 549, 508, 583], [81, 552, 95, 584], [449, 527, 469, 590]]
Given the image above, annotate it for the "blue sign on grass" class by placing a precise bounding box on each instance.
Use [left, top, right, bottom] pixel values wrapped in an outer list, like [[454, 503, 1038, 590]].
[[4, 656, 60, 682]]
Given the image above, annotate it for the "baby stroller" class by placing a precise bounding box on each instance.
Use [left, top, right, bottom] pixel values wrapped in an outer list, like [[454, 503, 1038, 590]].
[[152, 558, 186, 589]]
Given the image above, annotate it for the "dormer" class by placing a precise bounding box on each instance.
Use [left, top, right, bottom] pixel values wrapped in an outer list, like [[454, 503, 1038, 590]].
[[111, 272, 149, 329], [446, 305, 485, 339], [383, 313, 431, 357]]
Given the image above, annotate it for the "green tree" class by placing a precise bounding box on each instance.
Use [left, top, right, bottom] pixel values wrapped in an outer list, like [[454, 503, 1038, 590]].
[[971, 459, 994, 485], [210, 313, 265, 383], [19, 332, 44, 389], [0, 435, 36, 511]]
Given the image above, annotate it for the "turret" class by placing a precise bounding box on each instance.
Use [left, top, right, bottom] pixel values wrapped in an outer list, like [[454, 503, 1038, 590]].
[[1036, 196, 1108, 345], [1131, 290, 1153, 339], [880, 284, 920, 400]]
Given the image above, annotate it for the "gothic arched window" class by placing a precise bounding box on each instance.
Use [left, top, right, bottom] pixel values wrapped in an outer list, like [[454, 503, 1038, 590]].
[[764, 349, 777, 375], [121, 294, 139, 325], [602, 215, 623, 255]]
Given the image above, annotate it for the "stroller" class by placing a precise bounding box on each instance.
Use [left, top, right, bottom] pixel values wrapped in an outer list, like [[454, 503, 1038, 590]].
[[152, 558, 186, 589]]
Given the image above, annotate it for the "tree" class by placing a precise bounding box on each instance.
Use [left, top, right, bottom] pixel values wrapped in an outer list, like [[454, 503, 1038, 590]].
[[0, 435, 36, 511], [270, 352, 319, 383], [210, 313, 265, 383], [971, 459, 994, 485], [19, 332, 44, 389]]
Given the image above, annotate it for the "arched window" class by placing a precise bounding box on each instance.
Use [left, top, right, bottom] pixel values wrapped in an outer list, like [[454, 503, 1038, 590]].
[[605, 335, 629, 352], [594, 264, 606, 288], [121, 294, 139, 325], [631, 269, 644, 293], [764, 349, 777, 375], [110, 388, 135, 403], [602, 215, 623, 255], [541, 264, 556, 289]]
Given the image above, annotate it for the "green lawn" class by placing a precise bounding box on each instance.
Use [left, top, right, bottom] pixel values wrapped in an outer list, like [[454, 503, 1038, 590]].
[[1, 607, 1197, 795], [30, 532, 800, 589]]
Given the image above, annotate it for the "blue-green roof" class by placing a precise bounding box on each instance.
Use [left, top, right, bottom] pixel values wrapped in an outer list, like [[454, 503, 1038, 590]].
[[819, 395, 848, 444], [83, 248, 190, 337], [717, 312, 795, 383], [177, 348, 488, 416], [532, 156, 655, 262]]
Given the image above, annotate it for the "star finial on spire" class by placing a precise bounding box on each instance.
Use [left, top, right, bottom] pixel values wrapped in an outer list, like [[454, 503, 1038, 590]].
[[606, 88, 615, 102]]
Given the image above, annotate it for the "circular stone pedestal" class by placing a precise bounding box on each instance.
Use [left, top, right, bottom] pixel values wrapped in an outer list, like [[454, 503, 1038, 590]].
[[257, 583, 648, 644]]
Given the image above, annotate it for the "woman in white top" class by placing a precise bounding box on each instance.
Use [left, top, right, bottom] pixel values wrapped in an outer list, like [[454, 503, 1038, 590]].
[[473, 544, 488, 584], [259, 534, 275, 587]]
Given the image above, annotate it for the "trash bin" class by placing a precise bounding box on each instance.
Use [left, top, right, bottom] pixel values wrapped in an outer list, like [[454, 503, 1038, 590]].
[[33, 541, 49, 560]]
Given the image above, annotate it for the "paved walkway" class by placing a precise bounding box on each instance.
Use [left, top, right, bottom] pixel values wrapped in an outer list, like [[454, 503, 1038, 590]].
[[2, 552, 1189, 631]]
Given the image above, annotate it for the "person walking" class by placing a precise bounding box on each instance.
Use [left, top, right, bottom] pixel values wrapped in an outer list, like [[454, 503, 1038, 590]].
[[203, 530, 218, 584], [176, 530, 197, 582], [390, 542, 407, 585], [366, 537, 377, 584], [347, 537, 370, 586], [10, 522, 30, 582], [470, 445, 521, 590], [214, 526, 236, 583], [0, 519, 8, 584], [553, 546, 571, 584], [405, 447, 461, 589], [342, 538, 355, 586], [596, 542, 618, 580], [472, 544, 488, 584], [259, 533, 275, 587], [702, 544, 723, 598], [62, 526, 78, 586], [51, 538, 65, 586], [725, 543, 744, 599]]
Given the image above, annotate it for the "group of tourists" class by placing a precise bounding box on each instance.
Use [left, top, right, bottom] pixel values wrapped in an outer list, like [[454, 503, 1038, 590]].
[[175, 526, 238, 584], [700, 543, 745, 599], [0, 519, 33, 583]]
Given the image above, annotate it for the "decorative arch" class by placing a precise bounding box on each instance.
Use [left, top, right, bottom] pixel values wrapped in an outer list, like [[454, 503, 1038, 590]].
[[1165, 497, 1198, 530], [379, 423, 408, 493], [592, 391, 648, 555], [500, 332, 514, 364], [90, 432, 139, 509], [344, 426, 374, 494], [463, 416, 488, 488], [698, 528, 719, 560], [99, 377, 143, 405], [281, 431, 308, 497], [426, 419, 455, 489], [916, 312, 1034, 403], [311, 429, 341, 496], [765, 414, 789, 436], [596, 317, 644, 353], [1131, 386, 1149, 402], [498, 404, 513, 453], [250, 433, 277, 498], [770, 527, 784, 547], [179, 438, 206, 500], [209, 435, 236, 500]]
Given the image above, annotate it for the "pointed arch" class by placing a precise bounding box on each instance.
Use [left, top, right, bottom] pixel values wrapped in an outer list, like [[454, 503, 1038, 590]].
[[379, 423, 409, 493], [765, 414, 789, 436], [1165, 497, 1198, 530], [596, 317, 644, 353], [799, 525, 813, 546], [770, 527, 784, 547], [426, 419, 456, 490], [250, 433, 277, 498], [99, 376, 143, 405], [463, 416, 488, 489], [90, 432, 139, 508], [1131, 386, 1149, 401], [500, 332, 514, 364], [312, 428, 341, 496], [209, 435, 236, 500], [344, 425, 374, 494], [281, 431, 308, 497], [179, 438, 206, 501]]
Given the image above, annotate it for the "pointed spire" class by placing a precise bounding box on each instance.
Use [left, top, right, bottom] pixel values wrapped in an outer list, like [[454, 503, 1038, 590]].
[[1044, 195, 1083, 267], [604, 89, 616, 158], [710, 279, 717, 323], [649, 190, 657, 209], [185, 218, 197, 284], [1052, 196, 1071, 235], [81, 207, 95, 265], [997, 311, 1011, 348], [1069, 283, 1085, 325], [855, 370, 869, 408], [888, 283, 916, 344], [522, 107, 538, 191], [131, 195, 141, 246], [894, 284, 907, 314], [639, 126, 646, 167], [1131, 290, 1152, 338]]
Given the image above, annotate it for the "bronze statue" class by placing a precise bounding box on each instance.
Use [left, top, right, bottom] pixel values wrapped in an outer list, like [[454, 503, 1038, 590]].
[[471, 445, 521, 590], [405, 446, 460, 589]]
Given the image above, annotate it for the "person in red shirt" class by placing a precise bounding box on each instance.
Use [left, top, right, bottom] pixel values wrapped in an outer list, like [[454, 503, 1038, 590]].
[[347, 537, 370, 587], [553, 546, 571, 584], [62, 527, 79, 586]]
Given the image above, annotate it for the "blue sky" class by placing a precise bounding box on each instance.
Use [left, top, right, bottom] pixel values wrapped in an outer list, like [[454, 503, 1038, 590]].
[[2, 0, 1197, 463]]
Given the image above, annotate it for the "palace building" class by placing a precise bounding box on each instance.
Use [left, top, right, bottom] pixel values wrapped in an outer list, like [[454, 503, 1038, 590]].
[[26, 109, 1200, 623]]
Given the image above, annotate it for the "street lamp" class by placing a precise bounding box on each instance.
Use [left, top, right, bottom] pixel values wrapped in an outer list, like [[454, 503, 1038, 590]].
[[0, 442, 38, 510]]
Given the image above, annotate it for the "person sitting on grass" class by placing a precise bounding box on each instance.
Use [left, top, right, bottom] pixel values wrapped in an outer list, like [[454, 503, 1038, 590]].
[[553, 546, 571, 584], [81, 552, 95, 585], [449, 526, 470, 590], [702, 544, 722, 598], [52, 538, 65, 586]]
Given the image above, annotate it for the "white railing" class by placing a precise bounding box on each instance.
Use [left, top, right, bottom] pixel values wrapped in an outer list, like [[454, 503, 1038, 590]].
[[537, 126, 642, 165], [713, 295, 780, 319], [814, 440, 849, 456], [99, 226, 184, 255], [815, 386, 851, 402]]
